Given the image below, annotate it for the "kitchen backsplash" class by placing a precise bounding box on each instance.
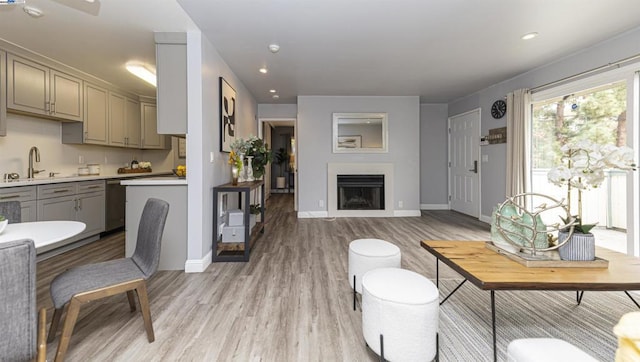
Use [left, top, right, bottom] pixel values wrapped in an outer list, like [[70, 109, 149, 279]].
[[0, 113, 179, 178]]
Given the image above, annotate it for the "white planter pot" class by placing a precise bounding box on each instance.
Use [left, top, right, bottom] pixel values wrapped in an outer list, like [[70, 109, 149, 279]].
[[558, 231, 595, 261], [276, 177, 286, 189]]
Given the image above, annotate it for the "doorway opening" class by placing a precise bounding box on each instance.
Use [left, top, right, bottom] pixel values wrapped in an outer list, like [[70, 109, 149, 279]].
[[258, 118, 297, 212]]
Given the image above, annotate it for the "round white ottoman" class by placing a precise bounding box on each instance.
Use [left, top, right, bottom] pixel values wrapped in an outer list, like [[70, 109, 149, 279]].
[[507, 338, 598, 362], [348, 239, 401, 310], [361, 268, 439, 362]]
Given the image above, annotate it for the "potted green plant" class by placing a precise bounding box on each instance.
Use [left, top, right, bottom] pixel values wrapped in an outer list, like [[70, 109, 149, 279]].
[[274, 147, 289, 189], [245, 136, 272, 180], [547, 140, 636, 260]]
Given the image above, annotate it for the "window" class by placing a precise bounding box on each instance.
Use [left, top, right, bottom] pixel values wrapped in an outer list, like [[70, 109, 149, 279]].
[[531, 81, 630, 253]]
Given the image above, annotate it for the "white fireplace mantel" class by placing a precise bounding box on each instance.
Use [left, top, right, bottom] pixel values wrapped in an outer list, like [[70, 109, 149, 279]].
[[328, 163, 394, 217]]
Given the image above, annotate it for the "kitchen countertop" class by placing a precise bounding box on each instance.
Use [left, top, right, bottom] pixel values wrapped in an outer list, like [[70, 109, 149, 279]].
[[0, 171, 173, 188], [121, 176, 187, 186]]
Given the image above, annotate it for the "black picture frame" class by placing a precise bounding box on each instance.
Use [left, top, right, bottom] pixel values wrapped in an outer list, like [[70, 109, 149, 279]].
[[220, 77, 237, 152]]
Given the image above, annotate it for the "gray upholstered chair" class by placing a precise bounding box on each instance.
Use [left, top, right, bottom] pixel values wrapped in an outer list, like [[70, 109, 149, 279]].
[[0, 239, 47, 362], [47, 198, 169, 361], [0, 200, 22, 223]]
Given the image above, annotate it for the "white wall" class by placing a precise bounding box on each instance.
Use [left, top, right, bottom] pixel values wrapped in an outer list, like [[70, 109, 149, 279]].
[[184, 30, 257, 270], [0, 113, 175, 177], [420, 103, 449, 208], [449, 26, 640, 220], [297, 96, 420, 215]]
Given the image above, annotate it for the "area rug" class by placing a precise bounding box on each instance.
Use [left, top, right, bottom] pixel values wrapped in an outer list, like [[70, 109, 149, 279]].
[[437, 279, 634, 361]]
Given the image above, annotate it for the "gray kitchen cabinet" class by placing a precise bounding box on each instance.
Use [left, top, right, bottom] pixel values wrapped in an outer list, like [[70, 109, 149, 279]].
[[109, 93, 141, 148], [108, 91, 126, 147], [36, 180, 105, 249], [125, 97, 141, 148], [0, 185, 37, 222], [62, 82, 109, 145], [155, 32, 187, 135], [141, 102, 167, 149], [0, 50, 6, 137], [7, 53, 82, 122]]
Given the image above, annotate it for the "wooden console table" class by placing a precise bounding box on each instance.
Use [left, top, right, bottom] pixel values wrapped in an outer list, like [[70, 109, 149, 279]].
[[421, 240, 640, 362], [212, 180, 265, 262]]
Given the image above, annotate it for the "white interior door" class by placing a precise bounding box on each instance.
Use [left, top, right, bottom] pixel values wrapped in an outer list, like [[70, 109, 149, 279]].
[[449, 109, 480, 217]]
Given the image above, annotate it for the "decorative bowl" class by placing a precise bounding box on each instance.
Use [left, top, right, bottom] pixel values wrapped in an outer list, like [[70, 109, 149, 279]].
[[0, 219, 7, 234]]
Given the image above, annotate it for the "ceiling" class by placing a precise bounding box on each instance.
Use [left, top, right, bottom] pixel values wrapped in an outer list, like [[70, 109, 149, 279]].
[[2, 1, 640, 105]]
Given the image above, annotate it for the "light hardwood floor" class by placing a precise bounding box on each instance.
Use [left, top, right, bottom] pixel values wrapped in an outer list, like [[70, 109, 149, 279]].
[[38, 194, 490, 361]]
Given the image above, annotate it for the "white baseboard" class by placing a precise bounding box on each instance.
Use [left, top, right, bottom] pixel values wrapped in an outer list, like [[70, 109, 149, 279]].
[[420, 204, 449, 210], [394, 210, 422, 217], [298, 211, 329, 218], [185, 249, 212, 273], [479, 214, 492, 224]]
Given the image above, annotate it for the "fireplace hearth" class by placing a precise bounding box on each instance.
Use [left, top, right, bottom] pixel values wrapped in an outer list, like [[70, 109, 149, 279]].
[[337, 174, 385, 210]]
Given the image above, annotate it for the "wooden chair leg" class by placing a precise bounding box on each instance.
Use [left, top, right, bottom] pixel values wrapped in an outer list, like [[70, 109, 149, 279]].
[[37, 308, 47, 362], [47, 307, 64, 343], [127, 290, 137, 312], [54, 298, 82, 362], [136, 281, 155, 343]]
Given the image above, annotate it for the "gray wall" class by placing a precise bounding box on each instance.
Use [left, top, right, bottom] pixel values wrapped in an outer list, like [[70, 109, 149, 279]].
[[186, 31, 258, 263], [420, 104, 449, 206], [258, 104, 298, 119], [297, 96, 420, 214], [448, 26, 640, 219]]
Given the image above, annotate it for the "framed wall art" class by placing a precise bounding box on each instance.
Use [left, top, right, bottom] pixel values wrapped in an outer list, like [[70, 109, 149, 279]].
[[219, 77, 237, 152]]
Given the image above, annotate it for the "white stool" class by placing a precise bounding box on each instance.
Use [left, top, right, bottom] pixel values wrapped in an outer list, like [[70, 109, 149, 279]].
[[362, 268, 439, 362], [348, 238, 401, 310], [507, 338, 598, 362]]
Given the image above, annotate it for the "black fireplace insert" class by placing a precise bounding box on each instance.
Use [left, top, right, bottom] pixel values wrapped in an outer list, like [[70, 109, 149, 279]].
[[337, 174, 384, 210]]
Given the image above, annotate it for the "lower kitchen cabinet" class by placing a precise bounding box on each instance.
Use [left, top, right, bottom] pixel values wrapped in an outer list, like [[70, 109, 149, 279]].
[[0, 185, 37, 222], [36, 180, 105, 251]]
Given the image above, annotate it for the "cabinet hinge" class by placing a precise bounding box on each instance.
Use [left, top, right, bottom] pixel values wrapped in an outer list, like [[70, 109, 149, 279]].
[[448, 195, 452, 201]]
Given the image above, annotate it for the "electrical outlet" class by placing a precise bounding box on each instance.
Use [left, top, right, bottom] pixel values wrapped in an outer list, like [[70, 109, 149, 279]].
[[78, 155, 84, 164], [398, 200, 404, 208], [482, 154, 489, 162], [319, 200, 324, 208], [210, 152, 214, 163]]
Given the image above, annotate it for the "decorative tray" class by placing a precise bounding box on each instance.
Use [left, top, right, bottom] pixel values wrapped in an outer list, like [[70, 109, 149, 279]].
[[117, 168, 152, 174], [485, 242, 609, 268]]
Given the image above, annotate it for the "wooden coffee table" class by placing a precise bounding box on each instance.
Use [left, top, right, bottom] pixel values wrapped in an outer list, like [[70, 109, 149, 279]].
[[421, 240, 640, 362]]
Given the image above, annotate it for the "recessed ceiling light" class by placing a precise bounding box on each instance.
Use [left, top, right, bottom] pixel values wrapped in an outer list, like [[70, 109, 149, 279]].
[[268, 44, 280, 53], [259, 67, 268, 74], [0, 0, 26, 4], [126, 62, 156, 87], [269, 89, 276, 93], [521, 32, 539, 40], [23, 5, 44, 17], [272, 94, 280, 99]]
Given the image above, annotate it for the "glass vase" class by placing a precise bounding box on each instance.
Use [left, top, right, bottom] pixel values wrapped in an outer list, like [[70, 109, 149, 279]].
[[246, 156, 254, 182]]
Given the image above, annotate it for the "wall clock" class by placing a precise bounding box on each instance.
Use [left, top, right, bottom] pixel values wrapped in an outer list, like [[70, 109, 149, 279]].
[[491, 100, 507, 119]]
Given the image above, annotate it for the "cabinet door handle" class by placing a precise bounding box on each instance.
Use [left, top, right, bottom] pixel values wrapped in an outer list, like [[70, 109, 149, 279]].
[[86, 186, 101, 189], [45, 101, 50, 112], [0, 195, 20, 200], [78, 198, 82, 210], [53, 189, 70, 193]]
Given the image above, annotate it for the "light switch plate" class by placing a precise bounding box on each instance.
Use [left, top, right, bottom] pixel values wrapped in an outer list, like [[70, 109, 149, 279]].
[[482, 154, 489, 162]]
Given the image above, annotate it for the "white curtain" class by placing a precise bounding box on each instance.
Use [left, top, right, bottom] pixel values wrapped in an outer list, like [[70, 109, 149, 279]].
[[505, 88, 531, 197]]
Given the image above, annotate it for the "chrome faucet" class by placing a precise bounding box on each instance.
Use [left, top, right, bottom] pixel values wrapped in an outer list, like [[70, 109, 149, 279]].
[[28, 146, 44, 178]]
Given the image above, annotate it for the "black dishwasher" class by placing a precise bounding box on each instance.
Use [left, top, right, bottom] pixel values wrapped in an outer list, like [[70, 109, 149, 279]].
[[105, 179, 126, 231]]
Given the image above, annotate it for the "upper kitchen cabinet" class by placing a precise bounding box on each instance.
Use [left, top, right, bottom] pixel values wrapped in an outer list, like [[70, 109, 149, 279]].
[[62, 82, 108, 145], [108, 93, 141, 148], [155, 32, 187, 135], [141, 102, 167, 149], [7, 54, 83, 122], [0, 50, 6, 137], [125, 97, 141, 148]]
